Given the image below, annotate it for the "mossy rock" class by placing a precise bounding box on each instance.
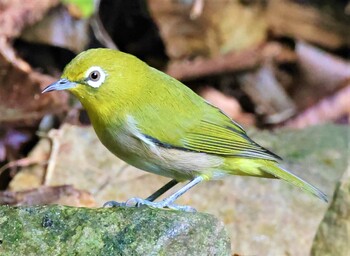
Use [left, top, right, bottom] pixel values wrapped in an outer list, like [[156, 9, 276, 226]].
[[0, 205, 230, 256]]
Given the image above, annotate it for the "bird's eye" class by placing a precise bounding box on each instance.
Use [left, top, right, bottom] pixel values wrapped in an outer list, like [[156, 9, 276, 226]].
[[85, 66, 106, 88], [89, 70, 100, 81]]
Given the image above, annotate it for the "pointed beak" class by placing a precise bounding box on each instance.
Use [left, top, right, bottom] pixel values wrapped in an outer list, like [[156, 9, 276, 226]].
[[42, 78, 77, 93]]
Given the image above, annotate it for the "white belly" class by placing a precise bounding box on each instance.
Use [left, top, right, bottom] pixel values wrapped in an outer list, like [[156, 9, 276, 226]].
[[97, 124, 222, 180]]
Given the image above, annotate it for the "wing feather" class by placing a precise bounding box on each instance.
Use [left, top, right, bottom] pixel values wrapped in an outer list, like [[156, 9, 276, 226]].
[[181, 119, 281, 161], [134, 75, 280, 162]]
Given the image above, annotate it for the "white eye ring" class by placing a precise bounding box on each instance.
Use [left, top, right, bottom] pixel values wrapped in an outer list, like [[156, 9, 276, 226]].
[[85, 66, 106, 88]]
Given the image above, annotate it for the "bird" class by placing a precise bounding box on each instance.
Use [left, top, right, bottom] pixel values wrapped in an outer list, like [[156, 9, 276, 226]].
[[42, 48, 328, 211]]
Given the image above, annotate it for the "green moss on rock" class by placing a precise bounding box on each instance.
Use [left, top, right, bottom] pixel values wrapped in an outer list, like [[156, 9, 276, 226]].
[[0, 205, 230, 256]]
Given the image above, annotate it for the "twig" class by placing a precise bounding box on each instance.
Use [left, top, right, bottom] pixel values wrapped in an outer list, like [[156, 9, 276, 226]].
[[166, 47, 262, 81], [166, 42, 296, 81], [190, 0, 204, 20], [0, 157, 40, 177], [43, 129, 64, 185], [90, 0, 118, 49]]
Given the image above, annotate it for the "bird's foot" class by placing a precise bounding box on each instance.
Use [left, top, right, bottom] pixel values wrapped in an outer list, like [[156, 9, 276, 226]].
[[103, 200, 126, 208], [125, 197, 196, 212]]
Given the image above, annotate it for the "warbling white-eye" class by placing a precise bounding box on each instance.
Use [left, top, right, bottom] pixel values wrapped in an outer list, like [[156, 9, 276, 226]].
[[43, 48, 327, 211]]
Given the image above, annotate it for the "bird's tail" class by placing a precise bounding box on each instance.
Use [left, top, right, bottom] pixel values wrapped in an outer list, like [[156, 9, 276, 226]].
[[259, 162, 328, 202]]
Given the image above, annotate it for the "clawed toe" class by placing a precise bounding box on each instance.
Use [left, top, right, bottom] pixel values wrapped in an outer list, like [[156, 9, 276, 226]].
[[103, 200, 125, 208], [125, 197, 149, 207], [124, 197, 196, 212], [103, 177, 202, 212]]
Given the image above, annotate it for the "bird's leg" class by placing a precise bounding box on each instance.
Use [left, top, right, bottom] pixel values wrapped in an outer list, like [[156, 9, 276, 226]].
[[126, 176, 204, 212], [103, 179, 179, 208], [145, 179, 179, 202]]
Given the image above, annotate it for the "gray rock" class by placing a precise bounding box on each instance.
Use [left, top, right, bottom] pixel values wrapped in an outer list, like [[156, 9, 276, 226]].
[[0, 205, 230, 256], [311, 165, 350, 256]]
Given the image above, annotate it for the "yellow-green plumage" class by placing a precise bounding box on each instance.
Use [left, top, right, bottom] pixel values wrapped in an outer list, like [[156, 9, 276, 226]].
[[43, 48, 327, 207]]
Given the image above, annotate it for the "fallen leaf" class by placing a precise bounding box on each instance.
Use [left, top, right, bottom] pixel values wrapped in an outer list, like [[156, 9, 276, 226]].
[[0, 185, 95, 207]]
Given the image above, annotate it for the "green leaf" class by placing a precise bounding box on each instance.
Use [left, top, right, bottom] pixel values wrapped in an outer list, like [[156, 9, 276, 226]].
[[62, 0, 95, 18]]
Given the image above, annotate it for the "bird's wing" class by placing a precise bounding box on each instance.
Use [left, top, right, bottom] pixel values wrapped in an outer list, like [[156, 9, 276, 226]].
[[139, 102, 281, 162], [181, 118, 281, 161], [132, 67, 280, 161]]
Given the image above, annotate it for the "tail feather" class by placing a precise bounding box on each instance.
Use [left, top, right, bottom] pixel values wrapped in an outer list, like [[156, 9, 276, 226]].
[[260, 164, 328, 203]]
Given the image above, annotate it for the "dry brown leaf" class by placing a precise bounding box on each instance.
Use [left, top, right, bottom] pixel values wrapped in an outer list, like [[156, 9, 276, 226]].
[[286, 83, 350, 128], [0, 39, 69, 125], [0, 0, 67, 126], [0, 0, 69, 125], [20, 5, 89, 53], [0, 185, 96, 207], [148, 0, 267, 60], [268, 0, 350, 49], [292, 42, 350, 110], [0, 0, 60, 38]]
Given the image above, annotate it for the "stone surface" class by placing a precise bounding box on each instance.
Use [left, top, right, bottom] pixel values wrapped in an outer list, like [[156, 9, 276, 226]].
[[311, 163, 350, 255], [9, 124, 349, 255], [0, 205, 230, 256]]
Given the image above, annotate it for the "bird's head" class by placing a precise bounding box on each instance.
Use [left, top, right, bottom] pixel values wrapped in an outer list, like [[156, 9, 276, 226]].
[[42, 48, 147, 115]]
